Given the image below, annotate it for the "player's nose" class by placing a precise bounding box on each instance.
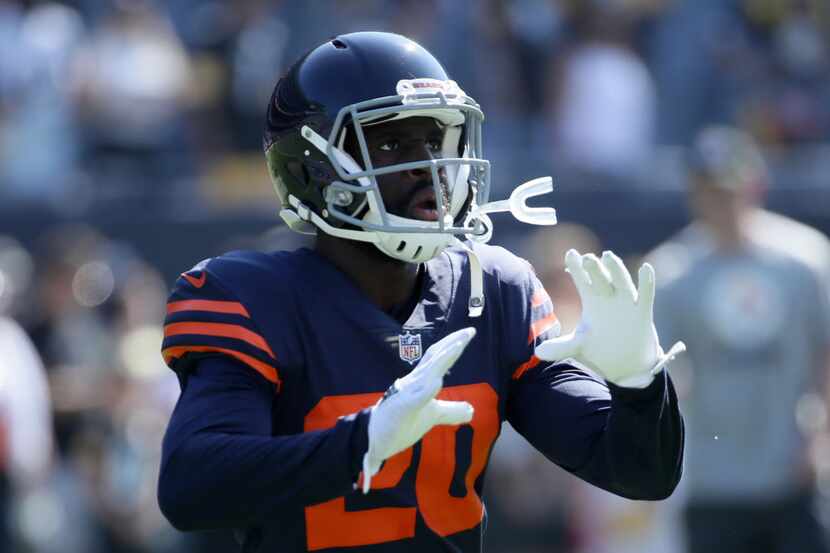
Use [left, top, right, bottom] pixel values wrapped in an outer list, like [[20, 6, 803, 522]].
[[403, 141, 438, 181]]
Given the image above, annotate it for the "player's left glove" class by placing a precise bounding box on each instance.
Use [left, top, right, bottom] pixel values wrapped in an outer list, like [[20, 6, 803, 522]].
[[362, 327, 476, 493], [535, 249, 685, 388]]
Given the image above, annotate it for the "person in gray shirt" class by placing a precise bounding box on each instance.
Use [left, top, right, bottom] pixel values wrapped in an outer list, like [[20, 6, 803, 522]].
[[649, 125, 830, 553]]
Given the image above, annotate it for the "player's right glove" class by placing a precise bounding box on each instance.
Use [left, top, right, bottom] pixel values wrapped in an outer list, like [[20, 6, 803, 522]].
[[362, 327, 476, 494]]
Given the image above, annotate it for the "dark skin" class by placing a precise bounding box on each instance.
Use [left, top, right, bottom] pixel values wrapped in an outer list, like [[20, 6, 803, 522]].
[[314, 117, 448, 315]]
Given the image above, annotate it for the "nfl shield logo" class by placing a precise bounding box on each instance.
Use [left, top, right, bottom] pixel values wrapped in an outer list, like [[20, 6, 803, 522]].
[[398, 332, 422, 365]]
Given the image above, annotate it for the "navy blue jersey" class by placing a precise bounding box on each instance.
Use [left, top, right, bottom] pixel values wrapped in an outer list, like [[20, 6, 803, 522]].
[[158, 244, 683, 552]]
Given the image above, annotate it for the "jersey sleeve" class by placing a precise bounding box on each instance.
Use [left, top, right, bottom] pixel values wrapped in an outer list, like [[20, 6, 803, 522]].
[[507, 364, 684, 500], [158, 355, 371, 533], [509, 267, 561, 381], [161, 259, 281, 389]]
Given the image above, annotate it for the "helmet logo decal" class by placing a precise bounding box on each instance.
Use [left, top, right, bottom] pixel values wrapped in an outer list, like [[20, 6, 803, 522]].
[[396, 79, 464, 106], [398, 331, 423, 365]]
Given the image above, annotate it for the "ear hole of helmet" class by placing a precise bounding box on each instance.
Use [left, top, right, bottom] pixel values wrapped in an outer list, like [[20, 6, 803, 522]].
[[286, 161, 308, 187]]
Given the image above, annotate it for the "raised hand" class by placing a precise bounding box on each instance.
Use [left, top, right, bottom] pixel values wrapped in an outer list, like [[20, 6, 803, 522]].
[[535, 250, 685, 388], [362, 327, 476, 493]]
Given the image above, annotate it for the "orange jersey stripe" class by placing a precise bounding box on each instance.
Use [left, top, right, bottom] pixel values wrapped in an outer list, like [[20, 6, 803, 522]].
[[167, 300, 250, 318], [164, 322, 276, 359], [530, 289, 551, 308], [163, 345, 281, 387], [512, 355, 541, 380], [528, 312, 558, 344]]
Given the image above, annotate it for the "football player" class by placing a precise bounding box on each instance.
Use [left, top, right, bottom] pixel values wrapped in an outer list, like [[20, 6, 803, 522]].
[[158, 32, 685, 552]]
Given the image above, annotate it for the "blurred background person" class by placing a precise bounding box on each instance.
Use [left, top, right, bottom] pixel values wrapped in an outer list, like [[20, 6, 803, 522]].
[[0, 2, 86, 206], [649, 125, 830, 553], [0, 236, 55, 551], [71, 0, 197, 204], [546, 1, 658, 183]]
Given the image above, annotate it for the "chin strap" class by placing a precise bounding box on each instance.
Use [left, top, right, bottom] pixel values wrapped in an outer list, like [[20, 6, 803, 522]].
[[454, 238, 484, 318], [456, 176, 557, 317]]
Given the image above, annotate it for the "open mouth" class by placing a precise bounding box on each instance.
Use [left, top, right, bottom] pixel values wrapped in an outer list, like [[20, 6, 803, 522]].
[[408, 187, 440, 221]]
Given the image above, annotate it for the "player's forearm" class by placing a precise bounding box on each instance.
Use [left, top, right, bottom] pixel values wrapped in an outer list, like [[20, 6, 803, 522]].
[[158, 412, 369, 531], [579, 370, 684, 500], [157, 356, 369, 531], [508, 365, 684, 500]]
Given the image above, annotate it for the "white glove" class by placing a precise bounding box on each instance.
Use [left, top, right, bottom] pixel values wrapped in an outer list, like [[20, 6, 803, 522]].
[[535, 249, 685, 388], [362, 327, 476, 493]]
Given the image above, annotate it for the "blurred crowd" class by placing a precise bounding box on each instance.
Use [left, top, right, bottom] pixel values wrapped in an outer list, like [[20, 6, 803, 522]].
[[1, 0, 830, 552], [2, 0, 830, 207]]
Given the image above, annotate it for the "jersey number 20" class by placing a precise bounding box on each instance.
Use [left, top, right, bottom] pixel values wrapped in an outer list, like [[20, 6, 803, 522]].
[[303, 382, 499, 550]]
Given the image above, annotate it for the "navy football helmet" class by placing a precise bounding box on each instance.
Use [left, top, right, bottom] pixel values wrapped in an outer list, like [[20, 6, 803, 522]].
[[264, 31, 556, 315], [264, 31, 492, 263]]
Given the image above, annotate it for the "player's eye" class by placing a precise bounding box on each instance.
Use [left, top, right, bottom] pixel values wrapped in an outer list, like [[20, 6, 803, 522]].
[[378, 140, 399, 152], [427, 139, 442, 152]]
